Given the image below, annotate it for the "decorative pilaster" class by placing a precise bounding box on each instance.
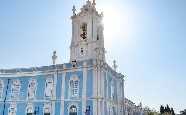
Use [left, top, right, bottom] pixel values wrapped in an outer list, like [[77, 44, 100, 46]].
[[82, 61, 88, 114], [52, 71, 58, 115], [101, 70, 105, 115], [93, 60, 98, 115], [60, 65, 66, 115]]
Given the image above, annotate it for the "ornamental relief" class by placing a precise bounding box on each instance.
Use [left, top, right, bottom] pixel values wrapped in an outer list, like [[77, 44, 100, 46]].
[[11, 79, 21, 99], [8, 102, 17, 115], [45, 77, 54, 98], [27, 78, 37, 99]]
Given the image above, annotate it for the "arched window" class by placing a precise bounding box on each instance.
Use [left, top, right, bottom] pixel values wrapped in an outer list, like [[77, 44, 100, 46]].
[[45, 77, 54, 98], [27, 79, 37, 99], [44, 103, 51, 115], [26, 103, 34, 115], [0, 80, 4, 98], [69, 76, 79, 97], [11, 79, 21, 99], [69, 105, 77, 115], [8, 102, 16, 115]]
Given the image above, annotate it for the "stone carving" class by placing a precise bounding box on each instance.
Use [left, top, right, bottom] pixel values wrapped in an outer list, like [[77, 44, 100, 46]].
[[44, 103, 51, 114], [26, 103, 34, 114], [8, 102, 17, 115], [11, 80, 21, 99], [45, 77, 54, 98], [27, 79, 37, 99]]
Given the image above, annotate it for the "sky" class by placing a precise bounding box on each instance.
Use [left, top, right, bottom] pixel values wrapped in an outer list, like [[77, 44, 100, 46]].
[[0, 0, 186, 113]]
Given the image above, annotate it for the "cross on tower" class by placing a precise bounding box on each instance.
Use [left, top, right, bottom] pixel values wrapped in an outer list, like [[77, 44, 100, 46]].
[[52, 51, 57, 65], [113, 60, 118, 71]]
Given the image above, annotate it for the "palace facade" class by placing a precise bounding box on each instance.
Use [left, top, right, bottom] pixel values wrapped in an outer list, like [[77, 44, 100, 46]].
[[0, 1, 126, 115]]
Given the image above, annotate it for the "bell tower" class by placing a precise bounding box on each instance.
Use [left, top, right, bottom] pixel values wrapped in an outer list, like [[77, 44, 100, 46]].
[[70, 0, 105, 62]]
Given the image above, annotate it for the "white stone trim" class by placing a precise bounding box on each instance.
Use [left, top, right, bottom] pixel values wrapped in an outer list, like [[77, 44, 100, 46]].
[[25, 102, 34, 114], [93, 66, 98, 115], [52, 71, 58, 115], [60, 71, 66, 115], [0, 79, 4, 99], [67, 102, 79, 115], [8, 102, 17, 115], [0, 66, 94, 78], [44, 76, 54, 98], [11, 79, 21, 100], [82, 62, 87, 113], [101, 70, 105, 115], [43, 102, 52, 115], [27, 78, 37, 100]]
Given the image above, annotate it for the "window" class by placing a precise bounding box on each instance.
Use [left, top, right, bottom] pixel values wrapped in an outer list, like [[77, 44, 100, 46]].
[[0, 80, 4, 98], [111, 80, 115, 100], [119, 82, 123, 99], [26, 103, 34, 115], [97, 26, 103, 41], [69, 76, 79, 97], [8, 102, 16, 115], [80, 48, 84, 55], [97, 34, 99, 40], [44, 103, 51, 115], [70, 80, 79, 96], [73, 81, 79, 95], [11, 80, 21, 99], [80, 47, 87, 56], [45, 77, 54, 98], [27, 79, 37, 99], [69, 105, 77, 115]]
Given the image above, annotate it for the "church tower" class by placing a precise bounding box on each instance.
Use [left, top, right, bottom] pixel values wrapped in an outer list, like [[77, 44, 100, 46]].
[[70, 0, 105, 62]]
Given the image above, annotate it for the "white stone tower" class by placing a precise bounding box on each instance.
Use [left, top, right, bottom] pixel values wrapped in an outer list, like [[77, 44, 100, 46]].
[[70, 0, 105, 62]]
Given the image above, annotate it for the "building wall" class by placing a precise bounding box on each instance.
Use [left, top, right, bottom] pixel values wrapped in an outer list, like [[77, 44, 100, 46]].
[[0, 59, 125, 115]]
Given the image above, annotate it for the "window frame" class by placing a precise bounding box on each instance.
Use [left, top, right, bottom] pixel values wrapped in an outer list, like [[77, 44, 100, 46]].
[[27, 78, 37, 100], [69, 76, 79, 97]]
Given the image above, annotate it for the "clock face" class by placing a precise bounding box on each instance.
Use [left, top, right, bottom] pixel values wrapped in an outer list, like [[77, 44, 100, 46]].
[[80, 23, 87, 40]]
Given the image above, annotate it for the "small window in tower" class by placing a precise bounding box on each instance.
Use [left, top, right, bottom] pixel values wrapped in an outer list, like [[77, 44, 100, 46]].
[[80, 48, 84, 55], [97, 34, 99, 40]]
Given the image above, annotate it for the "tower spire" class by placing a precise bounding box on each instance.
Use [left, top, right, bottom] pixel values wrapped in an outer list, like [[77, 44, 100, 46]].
[[92, 0, 96, 6], [72, 5, 76, 16]]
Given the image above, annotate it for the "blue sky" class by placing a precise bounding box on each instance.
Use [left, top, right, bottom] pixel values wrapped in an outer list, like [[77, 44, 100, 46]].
[[0, 0, 186, 113]]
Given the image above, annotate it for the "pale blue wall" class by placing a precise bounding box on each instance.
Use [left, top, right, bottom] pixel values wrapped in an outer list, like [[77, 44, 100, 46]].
[[0, 59, 123, 115]]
